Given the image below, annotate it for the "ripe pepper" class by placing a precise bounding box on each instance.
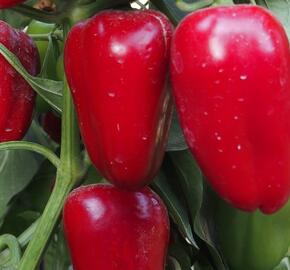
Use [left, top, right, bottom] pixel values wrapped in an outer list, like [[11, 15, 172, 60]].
[[65, 10, 173, 189], [170, 5, 290, 213], [0, 0, 24, 8], [210, 187, 290, 270], [63, 184, 170, 270], [0, 20, 39, 142]]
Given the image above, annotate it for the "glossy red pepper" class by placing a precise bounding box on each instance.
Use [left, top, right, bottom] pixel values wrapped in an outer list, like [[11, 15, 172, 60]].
[[171, 5, 290, 214], [0, 21, 39, 142], [65, 10, 173, 189], [0, 0, 24, 8], [63, 184, 170, 270]]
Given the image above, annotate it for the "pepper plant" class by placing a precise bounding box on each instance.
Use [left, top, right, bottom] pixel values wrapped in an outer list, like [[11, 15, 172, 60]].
[[0, 0, 289, 270]]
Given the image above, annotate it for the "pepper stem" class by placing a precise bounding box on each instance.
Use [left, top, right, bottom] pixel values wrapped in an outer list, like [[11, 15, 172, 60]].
[[17, 23, 83, 270], [0, 235, 21, 268], [12, 4, 63, 24], [0, 141, 60, 168], [176, 0, 213, 12]]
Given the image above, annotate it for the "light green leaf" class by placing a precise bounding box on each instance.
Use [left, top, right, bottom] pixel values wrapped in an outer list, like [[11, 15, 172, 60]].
[[256, 0, 290, 38]]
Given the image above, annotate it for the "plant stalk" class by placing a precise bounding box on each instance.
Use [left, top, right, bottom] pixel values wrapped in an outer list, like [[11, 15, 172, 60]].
[[18, 23, 82, 270]]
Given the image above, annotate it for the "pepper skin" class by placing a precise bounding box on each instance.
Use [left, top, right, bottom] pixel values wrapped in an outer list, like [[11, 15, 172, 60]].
[[0, 21, 39, 142], [63, 184, 170, 270], [65, 10, 173, 189], [0, 0, 24, 8], [170, 5, 290, 213], [210, 187, 290, 270]]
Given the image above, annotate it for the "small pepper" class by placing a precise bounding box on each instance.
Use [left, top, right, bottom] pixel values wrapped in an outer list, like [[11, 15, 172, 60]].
[[0, 20, 39, 142], [63, 184, 170, 270]]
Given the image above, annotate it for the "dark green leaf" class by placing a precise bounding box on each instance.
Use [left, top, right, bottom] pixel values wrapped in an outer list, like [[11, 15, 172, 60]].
[[43, 227, 71, 270], [152, 168, 198, 248], [150, 0, 190, 24], [19, 158, 56, 213], [82, 165, 105, 186], [166, 256, 183, 270], [169, 151, 227, 270], [194, 260, 216, 270], [0, 208, 39, 237], [167, 110, 188, 152], [168, 242, 193, 270], [0, 0, 36, 28], [169, 151, 203, 220]]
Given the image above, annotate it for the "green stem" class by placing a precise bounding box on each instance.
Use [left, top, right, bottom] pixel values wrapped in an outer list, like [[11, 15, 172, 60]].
[[0, 235, 21, 268], [29, 32, 63, 41], [176, 0, 213, 12], [18, 220, 40, 248], [0, 141, 60, 168], [11, 5, 63, 24], [18, 23, 83, 270], [212, 0, 234, 5], [0, 220, 39, 264]]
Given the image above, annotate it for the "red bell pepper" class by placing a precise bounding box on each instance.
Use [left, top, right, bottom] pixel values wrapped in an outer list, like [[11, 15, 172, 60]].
[[171, 5, 290, 214], [63, 184, 170, 270], [0, 0, 25, 8], [0, 21, 39, 142], [65, 10, 173, 189]]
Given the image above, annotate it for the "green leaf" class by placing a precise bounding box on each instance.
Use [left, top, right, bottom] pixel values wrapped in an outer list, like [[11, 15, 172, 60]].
[[166, 256, 183, 270], [150, 0, 233, 24], [43, 227, 71, 270], [0, 44, 63, 113], [256, 0, 290, 39], [0, 209, 39, 237], [0, 9, 31, 29], [150, 0, 190, 24], [169, 151, 203, 220], [0, 149, 40, 224], [0, 0, 36, 28], [167, 110, 188, 151], [169, 151, 227, 270], [194, 260, 216, 270], [0, 121, 53, 225], [168, 242, 193, 270], [40, 34, 61, 80], [19, 158, 56, 213], [274, 258, 290, 270], [152, 167, 198, 248], [82, 165, 106, 186]]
